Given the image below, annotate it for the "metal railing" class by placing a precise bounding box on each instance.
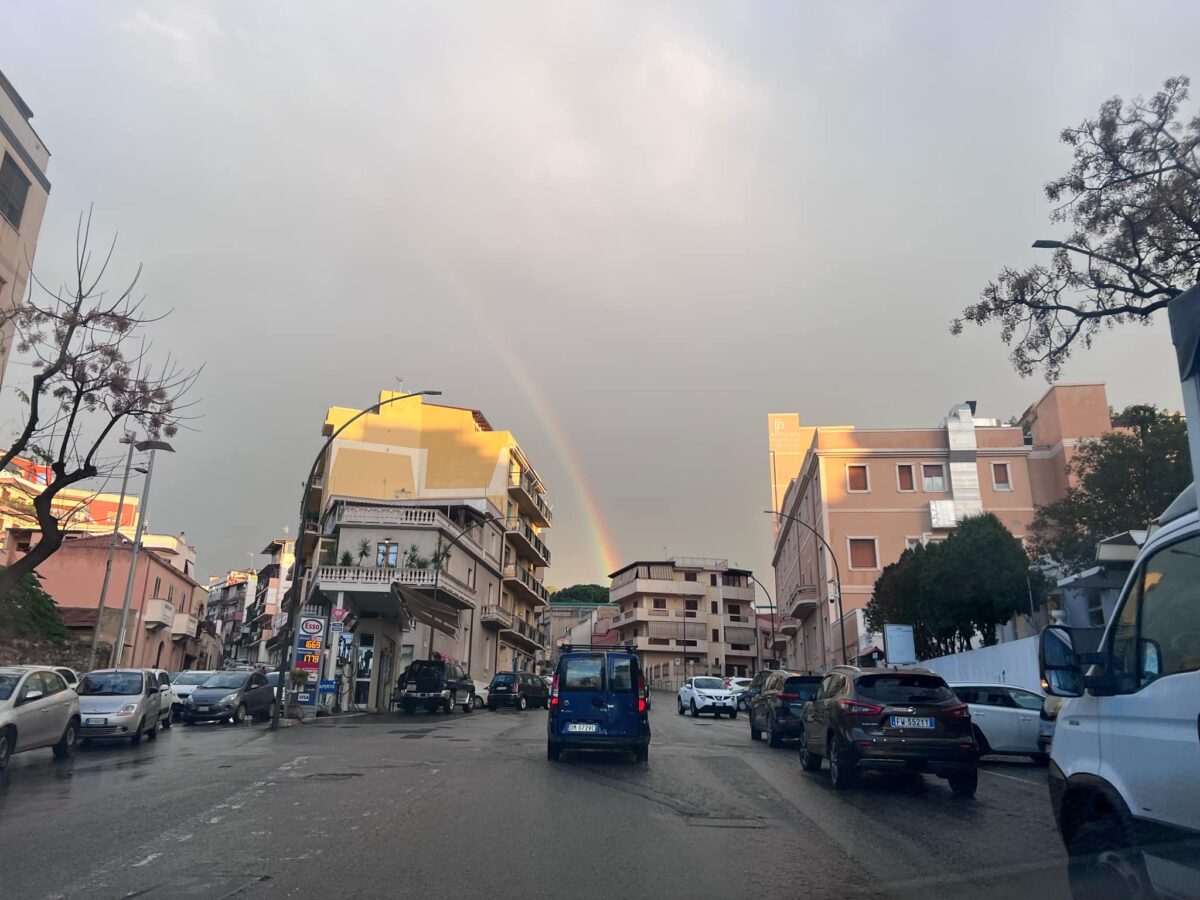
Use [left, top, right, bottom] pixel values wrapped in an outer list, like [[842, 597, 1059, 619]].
[[505, 517, 551, 564], [503, 563, 549, 602]]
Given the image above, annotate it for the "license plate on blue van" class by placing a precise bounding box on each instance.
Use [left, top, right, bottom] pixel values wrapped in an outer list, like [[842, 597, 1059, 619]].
[[566, 722, 598, 733]]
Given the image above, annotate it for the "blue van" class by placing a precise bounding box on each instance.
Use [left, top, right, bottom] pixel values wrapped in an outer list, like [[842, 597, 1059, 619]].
[[547, 645, 650, 763]]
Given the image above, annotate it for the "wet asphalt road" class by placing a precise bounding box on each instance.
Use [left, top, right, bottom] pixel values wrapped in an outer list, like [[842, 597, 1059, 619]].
[[0, 694, 1069, 899]]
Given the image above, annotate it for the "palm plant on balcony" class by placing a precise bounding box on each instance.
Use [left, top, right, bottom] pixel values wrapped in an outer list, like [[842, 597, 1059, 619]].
[[355, 539, 371, 567]]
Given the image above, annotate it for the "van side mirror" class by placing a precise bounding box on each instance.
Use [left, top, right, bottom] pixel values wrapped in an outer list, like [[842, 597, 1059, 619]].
[[1039, 625, 1085, 697], [1141, 639, 1162, 681]]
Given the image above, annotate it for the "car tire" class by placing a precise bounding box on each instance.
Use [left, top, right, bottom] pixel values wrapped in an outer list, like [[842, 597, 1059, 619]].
[[472, 695, 483, 710], [750, 712, 762, 741], [131, 718, 145, 746], [677, 699, 685, 715], [232, 703, 247, 725], [446, 693, 456, 714], [147, 718, 159, 741], [828, 736, 855, 790], [0, 726, 15, 769], [635, 745, 648, 764], [972, 726, 990, 759], [1067, 815, 1153, 900], [729, 709, 737, 719], [402, 701, 416, 715], [768, 720, 782, 748], [547, 742, 560, 761], [487, 702, 497, 712], [949, 769, 978, 798], [464, 693, 474, 712], [690, 700, 699, 718], [52, 719, 79, 760], [516, 695, 527, 711], [1031, 753, 1050, 766], [161, 713, 172, 729]]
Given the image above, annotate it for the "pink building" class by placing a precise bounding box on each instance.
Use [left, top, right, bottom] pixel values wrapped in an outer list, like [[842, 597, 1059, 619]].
[[27, 534, 208, 670], [768, 384, 1114, 673]]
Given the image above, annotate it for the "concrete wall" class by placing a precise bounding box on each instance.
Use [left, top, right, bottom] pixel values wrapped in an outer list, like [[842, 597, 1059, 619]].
[[920, 636, 1041, 693]]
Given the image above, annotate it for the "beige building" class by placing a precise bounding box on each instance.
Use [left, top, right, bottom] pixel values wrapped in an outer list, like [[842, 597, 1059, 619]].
[[768, 384, 1116, 673], [0, 70, 51, 389], [608, 557, 767, 688], [296, 391, 553, 711]]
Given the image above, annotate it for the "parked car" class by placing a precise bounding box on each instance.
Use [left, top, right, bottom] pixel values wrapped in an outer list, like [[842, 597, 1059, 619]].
[[678, 676, 737, 718], [76, 669, 162, 745], [750, 671, 821, 747], [0, 666, 80, 769], [183, 670, 274, 724], [741, 669, 773, 713], [472, 679, 490, 710], [950, 682, 1048, 763], [487, 672, 548, 710], [1039, 483, 1200, 900], [50, 667, 80, 690], [150, 669, 176, 730], [1037, 695, 1064, 757], [399, 659, 475, 713], [170, 670, 215, 719], [799, 666, 978, 796], [547, 645, 649, 762], [727, 677, 754, 710]]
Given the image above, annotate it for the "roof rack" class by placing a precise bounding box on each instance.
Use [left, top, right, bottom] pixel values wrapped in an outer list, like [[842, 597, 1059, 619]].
[[560, 642, 637, 653]]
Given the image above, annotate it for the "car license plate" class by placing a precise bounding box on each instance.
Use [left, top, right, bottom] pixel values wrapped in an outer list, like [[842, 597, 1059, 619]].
[[566, 722, 598, 733], [85, 717, 105, 726], [197, 706, 210, 712], [890, 716, 934, 729]]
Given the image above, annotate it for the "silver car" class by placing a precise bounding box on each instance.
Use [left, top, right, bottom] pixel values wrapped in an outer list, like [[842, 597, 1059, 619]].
[[0, 666, 81, 770], [76, 669, 162, 745]]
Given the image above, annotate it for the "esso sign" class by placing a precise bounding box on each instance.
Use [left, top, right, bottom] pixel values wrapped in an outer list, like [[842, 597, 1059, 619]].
[[300, 618, 324, 636]]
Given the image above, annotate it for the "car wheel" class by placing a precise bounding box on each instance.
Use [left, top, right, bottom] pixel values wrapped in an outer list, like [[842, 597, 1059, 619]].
[[232, 703, 248, 725], [1031, 753, 1050, 766], [518, 695, 528, 711], [446, 693, 456, 714], [402, 701, 416, 715], [547, 742, 561, 761], [798, 727, 821, 771], [948, 769, 978, 798], [52, 719, 79, 760], [690, 700, 699, 718], [131, 718, 145, 746], [677, 699, 684, 715], [161, 711, 173, 729], [972, 726, 990, 759], [635, 745, 648, 764], [728, 709, 738, 719], [1067, 815, 1153, 900], [0, 726, 14, 769], [463, 693, 474, 712], [828, 736, 855, 790], [768, 719, 782, 748], [472, 694, 483, 710], [750, 711, 762, 741], [147, 718, 159, 741], [487, 702, 497, 712]]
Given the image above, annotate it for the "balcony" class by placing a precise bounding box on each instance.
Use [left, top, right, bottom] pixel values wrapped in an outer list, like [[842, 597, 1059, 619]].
[[505, 518, 551, 567], [171, 611, 199, 641], [310, 565, 475, 609], [770, 632, 788, 651], [611, 607, 704, 626], [779, 616, 799, 635], [720, 585, 756, 603], [609, 578, 706, 603], [501, 616, 546, 653], [508, 467, 553, 528], [620, 635, 710, 655], [723, 625, 758, 646], [785, 585, 820, 619], [503, 564, 550, 606], [480, 604, 514, 630], [144, 598, 175, 630], [335, 505, 493, 560]]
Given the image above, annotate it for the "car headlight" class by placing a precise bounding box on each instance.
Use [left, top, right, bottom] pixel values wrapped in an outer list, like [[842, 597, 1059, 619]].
[[219, 693, 239, 704], [114, 703, 139, 716]]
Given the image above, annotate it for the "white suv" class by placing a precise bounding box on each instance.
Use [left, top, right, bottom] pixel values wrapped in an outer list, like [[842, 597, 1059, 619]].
[[1040, 486, 1200, 899]]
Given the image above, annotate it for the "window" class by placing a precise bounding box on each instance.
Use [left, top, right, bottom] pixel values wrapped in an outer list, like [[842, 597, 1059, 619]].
[[922, 464, 946, 491], [710, 601, 718, 614], [684, 572, 697, 582], [376, 542, 399, 567], [992, 462, 1012, 491], [905, 536, 924, 551], [1110, 534, 1200, 690], [848, 538, 878, 570], [709, 574, 717, 586], [712, 629, 719, 642], [856, 673, 954, 704], [1007, 689, 1045, 711], [0, 154, 31, 229], [608, 657, 634, 692], [684, 599, 698, 612], [846, 464, 870, 492], [729, 604, 740, 615], [652, 597, 666, 610], [897, 464, 915, 492], [168, 585, 175, 604], [153, 576, 162, 598]]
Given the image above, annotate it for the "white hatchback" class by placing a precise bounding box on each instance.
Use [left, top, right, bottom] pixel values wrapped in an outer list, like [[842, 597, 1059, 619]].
[[949, 682, 1048, 763], [0, 666, 80, 770], [678, 676, 737, 718]]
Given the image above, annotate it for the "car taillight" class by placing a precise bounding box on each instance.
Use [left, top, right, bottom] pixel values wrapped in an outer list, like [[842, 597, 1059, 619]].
[[944, 704, 971, 719], [637, 673, 647, 714], [779, 692, 799, 702], [550, 673, 559, 710], [837, 698, 884, 716]]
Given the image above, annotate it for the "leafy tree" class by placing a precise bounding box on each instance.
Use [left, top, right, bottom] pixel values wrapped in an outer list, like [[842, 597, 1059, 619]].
[[549, 584, 610, 604], [0, 210, 198, 600], [952, 76, 1199, 379], [1030, 405, 1191, 572], [865, 515, 1039, 659], [0, 569, 70, 641]]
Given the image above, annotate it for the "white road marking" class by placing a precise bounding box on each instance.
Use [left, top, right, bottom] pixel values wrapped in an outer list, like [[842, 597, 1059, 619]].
[[130, 854, 160, 868], [980, 768, 1042, 786]]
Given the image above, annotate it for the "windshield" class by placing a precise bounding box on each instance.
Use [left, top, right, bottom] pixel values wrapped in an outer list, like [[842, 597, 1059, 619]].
[[783, 678, 821, 700], [560, 656, 603, 690], [173, 672, 213, 685], [693, 677, 725, 690], [201, 673, 248, 690], [0, 673, 19, 701], [77, 672, 143, 696], [856, 674, 955, 704]]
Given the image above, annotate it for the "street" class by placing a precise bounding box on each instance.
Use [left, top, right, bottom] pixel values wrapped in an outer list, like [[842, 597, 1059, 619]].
[[0, 695, 1069, 900]]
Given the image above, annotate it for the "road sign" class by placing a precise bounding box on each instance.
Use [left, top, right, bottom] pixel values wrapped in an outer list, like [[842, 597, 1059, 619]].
[[331, 608, 349, 623]]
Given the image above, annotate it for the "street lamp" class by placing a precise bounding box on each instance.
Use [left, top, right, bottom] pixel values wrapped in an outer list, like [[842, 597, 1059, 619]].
[[111, 440, 176, 668], [87, 435, 137, 670], [763, 509, 848, 665], [745, 572, 777, 667], [1032, 239, 1064, 250], [271, 389, 441, 730]]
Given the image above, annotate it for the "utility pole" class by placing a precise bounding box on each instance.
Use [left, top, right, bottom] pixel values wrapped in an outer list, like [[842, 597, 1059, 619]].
[[88, 436, 136, 670]]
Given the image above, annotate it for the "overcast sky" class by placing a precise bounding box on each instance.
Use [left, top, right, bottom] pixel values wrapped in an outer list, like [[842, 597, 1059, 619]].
[[3, 1, 1197, 590]]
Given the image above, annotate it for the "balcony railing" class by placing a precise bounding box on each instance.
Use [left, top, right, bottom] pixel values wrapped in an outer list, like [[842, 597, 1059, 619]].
[[171, 611, 199, 640], [502, 615, 547, 650], [503, 563, 549, 604], [505, 517, 551, 566], [508, 467, 553, 526], [335, 506, 491, 558], [779, 617, 800, 635], [311, 565, 475, 607], [480, 604, 513, 629], [144, 598, 175, 630]]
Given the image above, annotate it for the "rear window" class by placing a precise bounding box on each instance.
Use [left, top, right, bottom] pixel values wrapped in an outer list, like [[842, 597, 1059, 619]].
[[608, 656, 635, 693], [855, 674, 955, 704], [411, 661, 445, 677], [783, 677, 821, 700], [492, 673, 517, 685], [561, 655, 604, 690]]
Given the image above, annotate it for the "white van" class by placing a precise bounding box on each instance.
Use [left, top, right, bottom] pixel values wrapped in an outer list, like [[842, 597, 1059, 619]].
[[1040, 486, 1200, 899]]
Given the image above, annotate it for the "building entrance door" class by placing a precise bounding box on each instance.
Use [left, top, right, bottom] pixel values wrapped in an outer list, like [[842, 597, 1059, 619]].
[[376, 636, 395, 713], [353, 633, 375, 708]]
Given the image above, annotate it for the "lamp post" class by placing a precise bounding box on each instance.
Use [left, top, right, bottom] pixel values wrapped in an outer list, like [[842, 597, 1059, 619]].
[[272, 389, 441, 731], [764, 509, 848, 666], [87, 435, 137, 670], [746, 573, 777, 668], [112, 440, 176, 668]]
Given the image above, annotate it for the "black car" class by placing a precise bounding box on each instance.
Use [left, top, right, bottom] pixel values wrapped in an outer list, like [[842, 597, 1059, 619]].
[[487, 672, 548, 710], [400, 659, 475, 714], [799, 666, 978, 796], [749, 671, 821, 747]]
